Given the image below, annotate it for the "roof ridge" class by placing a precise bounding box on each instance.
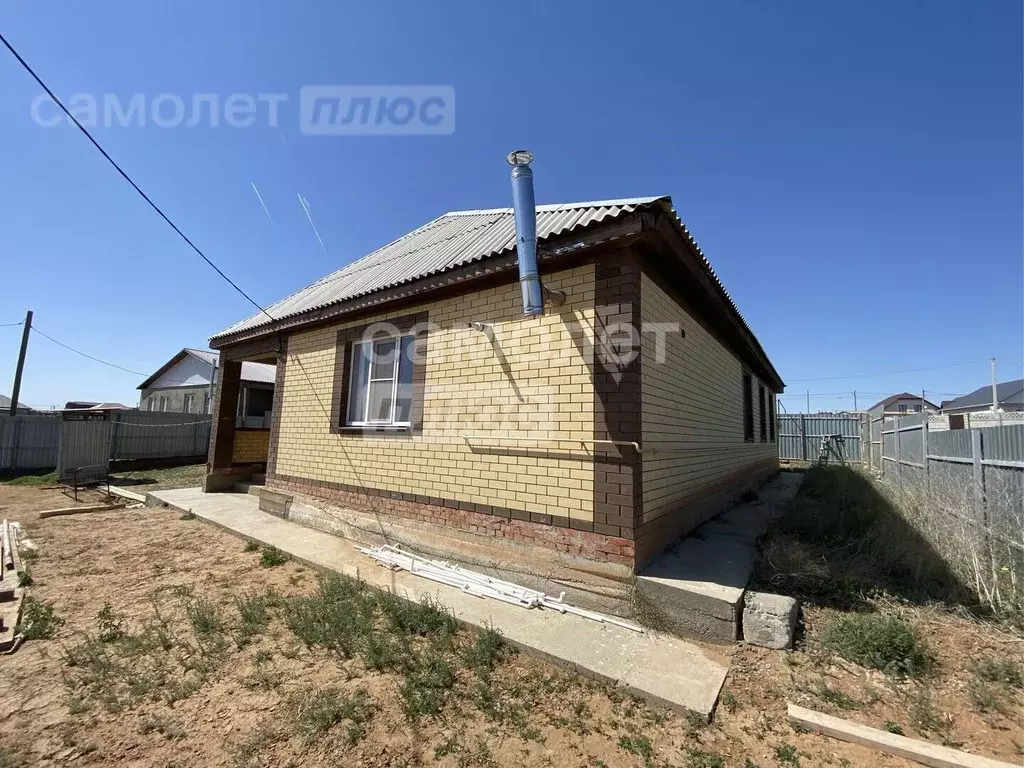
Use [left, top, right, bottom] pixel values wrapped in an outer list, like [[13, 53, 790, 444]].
[[443, 196, 667, 217]]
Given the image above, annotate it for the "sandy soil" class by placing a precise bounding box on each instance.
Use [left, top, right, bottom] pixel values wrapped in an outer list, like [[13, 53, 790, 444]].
[[0, 484, 1020, 768]]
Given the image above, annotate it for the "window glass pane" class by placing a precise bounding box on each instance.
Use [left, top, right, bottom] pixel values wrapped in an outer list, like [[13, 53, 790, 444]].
[[367, 380, 394, 422], [395, 336, 415, 423], [346, 342, 371, 423], [371, 339, 397, 379]]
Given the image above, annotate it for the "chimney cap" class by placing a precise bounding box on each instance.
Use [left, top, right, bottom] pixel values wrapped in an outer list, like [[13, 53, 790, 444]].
[[506, 149, 534, 167]]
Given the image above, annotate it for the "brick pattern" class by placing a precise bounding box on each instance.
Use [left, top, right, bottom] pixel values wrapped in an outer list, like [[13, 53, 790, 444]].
[[637, 269, 778, 561], [208, 359, 242, 472], [592, 250, 643, 542], [266, 340, 288, 476], [272, 265, 597, 524], [233, 428, 270, 464], [268, 473, 634, 565]]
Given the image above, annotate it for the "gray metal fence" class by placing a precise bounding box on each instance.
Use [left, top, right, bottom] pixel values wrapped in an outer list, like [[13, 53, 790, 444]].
[[779, 413, 864, 462], [1, 411, 212, 479], [878, 414, 1023, 542], [0, 414, 60, 471], [110, 412, 212, 461]]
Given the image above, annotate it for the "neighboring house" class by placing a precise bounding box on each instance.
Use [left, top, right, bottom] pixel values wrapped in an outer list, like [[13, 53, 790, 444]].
[[64, 401, 132, 410], [205, 195, 783, 573], [138, 348, 276, 423], [866, 393, 937, 420], [0, 395, 31, 414], [940, 379, 1024, 415]]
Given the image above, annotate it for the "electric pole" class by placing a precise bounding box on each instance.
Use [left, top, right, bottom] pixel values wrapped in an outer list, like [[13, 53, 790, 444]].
[[853, 390, 858, 411], [9, 310, 32, 416], [990, 358, 998, 411]]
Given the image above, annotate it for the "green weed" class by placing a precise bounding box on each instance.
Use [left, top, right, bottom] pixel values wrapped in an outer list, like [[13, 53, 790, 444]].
[[96, 603, 124, 643], [243, 539, 260, 553], [773, 743, 800, 767], [259, 545, 288, 567], [686, 748, 725, 768], [19, 598, 63, 640], [818, 613, 933, 679], [293, 687, 374, 745], [618, 734, 654, 765], [883, 721, 903, 735]]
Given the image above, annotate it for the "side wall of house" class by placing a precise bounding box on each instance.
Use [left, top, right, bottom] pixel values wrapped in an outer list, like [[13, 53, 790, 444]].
[[266, 264, 633, 562], [637, 271, 777, 564], [139, 385, 210, 413]]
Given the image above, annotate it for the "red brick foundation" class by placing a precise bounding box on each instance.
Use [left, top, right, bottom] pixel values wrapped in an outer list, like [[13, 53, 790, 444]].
[[267, 473, 635, 566]]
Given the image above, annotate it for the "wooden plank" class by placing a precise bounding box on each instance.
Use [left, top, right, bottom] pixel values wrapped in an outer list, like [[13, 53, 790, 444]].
[[107, 486, 147, 503], [788, 703, 1018, 768], [38, 503, 125, 519]]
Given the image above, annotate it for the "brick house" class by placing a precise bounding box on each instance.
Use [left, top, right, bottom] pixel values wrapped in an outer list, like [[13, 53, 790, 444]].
[[206, 196, 783, 572]]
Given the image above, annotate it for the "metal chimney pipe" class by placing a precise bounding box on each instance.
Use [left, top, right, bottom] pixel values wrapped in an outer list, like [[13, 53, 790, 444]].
[[507, 149, 544, 317]]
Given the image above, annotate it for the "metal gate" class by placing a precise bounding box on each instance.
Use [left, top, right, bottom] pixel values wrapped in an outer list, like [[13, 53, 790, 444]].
[[57, 411, 112, 484]]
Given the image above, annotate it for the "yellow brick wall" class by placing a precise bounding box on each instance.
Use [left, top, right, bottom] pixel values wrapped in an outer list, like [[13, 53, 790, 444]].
[[273, 265, 597, 522], [233, 429, 270, 464], [640, 273, 777, 527]]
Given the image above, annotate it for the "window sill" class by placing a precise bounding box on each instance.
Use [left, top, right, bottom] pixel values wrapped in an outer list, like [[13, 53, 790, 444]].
[[337, 425, 413, 434]]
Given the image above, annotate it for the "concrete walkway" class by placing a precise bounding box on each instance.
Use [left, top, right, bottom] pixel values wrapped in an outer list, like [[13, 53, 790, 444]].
[[638, 472, 805, 642], [148, 487, 730, 718]]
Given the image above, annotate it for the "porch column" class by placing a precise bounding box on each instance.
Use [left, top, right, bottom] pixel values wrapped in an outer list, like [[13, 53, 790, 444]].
[[204, 358, 242, 491]]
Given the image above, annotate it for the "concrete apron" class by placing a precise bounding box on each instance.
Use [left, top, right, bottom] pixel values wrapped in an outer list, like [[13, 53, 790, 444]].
[[279, 492, 635, 620], [636, 472, 805, 643], [147, 487, 730, 719]]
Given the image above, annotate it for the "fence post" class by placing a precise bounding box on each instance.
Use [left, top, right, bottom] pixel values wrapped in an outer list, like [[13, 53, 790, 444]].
[[972, 428, 986, 527], [11, 419, 21, 472], [110, 413, 123, 461], [921, 416, 930, 491], [800, 414, 807, 462], [894, 416, 902, 487]]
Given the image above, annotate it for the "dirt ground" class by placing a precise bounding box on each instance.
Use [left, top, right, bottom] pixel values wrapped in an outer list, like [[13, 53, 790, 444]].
[[0, 483, 1020, 768]]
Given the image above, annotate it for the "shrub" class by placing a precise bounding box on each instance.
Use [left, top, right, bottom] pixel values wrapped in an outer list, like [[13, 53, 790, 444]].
[[818, 613, 934, 678], [243, 540, 260, 553]]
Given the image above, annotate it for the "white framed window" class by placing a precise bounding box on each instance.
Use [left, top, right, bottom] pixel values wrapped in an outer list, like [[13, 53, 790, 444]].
[[346, 335, 415, 426], [159, 396, 168, 412], [183, 394, 195, 413], [898, 404, 907, 413], [204, 393, 211, 414], [147, 398, 155, 411]]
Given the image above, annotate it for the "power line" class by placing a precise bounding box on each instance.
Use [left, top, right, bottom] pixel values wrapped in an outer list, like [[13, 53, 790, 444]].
[[31, 327, 149, 376], [786, 359, 988, 383], [0, 32, 275, 324], [31, 327, 271, 387], [0, 321, 24, 328]]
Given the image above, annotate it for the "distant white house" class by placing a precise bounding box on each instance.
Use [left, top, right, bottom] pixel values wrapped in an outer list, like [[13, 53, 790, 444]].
[[137, 348, 276, 424]]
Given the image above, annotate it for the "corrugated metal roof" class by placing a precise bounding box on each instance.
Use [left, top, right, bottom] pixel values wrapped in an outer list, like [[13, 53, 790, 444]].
[[211, 197, 664, 340], [942, 379, 1024, 411], [207, 195, 777, 386], [184, 348, 277, 384]]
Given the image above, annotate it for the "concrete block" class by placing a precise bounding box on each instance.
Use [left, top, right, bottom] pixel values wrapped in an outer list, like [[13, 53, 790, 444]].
[[742, 591, 799, 650], [637, 537, 755, 642], [258, 489, 292, 519]]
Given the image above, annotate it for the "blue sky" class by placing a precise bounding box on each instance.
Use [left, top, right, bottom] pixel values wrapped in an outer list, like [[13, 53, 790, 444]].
[[1, 0, 1021, 411]]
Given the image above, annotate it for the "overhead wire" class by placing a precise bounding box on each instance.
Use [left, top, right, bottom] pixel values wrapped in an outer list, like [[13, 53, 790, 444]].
[[0, 32, 276, 324], [786, 359, 990, 382]]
